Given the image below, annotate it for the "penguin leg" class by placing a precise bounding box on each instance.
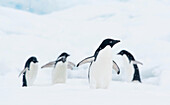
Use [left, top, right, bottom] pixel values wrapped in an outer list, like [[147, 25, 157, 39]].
[[22, 73, 27, 87]]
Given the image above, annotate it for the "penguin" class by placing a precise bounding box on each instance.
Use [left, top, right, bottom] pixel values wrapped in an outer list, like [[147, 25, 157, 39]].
[[18, 56, 39, 87], [77, 38, 120, 89], [41, 52, 75, 84], [117, 50, 143, 83]]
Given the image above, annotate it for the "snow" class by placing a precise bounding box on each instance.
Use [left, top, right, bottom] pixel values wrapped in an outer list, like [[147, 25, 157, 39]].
[[1, 79, 170, 105], [0, 0, 170, 105]]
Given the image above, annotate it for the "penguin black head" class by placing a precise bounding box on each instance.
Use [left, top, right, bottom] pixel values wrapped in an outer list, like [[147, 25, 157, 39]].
[[25, 56, 38, 70], [58, 52, 70, 58], [57, 52, 70, 63], [117, 50, 135, 62], [99, 38, 120, 50], [94, 38, 120, 61]]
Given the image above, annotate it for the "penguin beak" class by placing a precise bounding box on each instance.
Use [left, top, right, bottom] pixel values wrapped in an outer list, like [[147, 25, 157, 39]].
[[115, 40, 120, 44], [117, 52, 122, 56], [67, 54, 70, 58], [111, 40, 120, 48], [33, 60, 38, 63]]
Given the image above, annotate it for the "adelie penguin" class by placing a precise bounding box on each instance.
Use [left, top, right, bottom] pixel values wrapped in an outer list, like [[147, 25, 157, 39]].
[[118, 50, 143, 83], [77, 38, 120, 89], [18, 56, 39, 87], [41, 52, 75, 84]]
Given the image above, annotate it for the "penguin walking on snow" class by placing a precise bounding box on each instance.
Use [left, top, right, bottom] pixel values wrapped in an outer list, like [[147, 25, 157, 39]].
[[77, 38, 120, 89], [18, 56, 39, 87], [41, 52, 75, 84], [118, 50, 143, 83]]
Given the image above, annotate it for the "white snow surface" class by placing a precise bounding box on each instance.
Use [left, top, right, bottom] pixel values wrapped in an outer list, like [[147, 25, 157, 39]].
[[0, 0, 170, 105]]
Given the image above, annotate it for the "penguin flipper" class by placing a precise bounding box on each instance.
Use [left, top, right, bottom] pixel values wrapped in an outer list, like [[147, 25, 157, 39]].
[[41, 61, 56, 69], [18, 69, 26, 77], [68, 61, 76, 67], [132, 60, 143, 65], [112, 60, 120, 74], [77, 56, 94, 67], [67, 61, 75, 70], [67, 64, 74, 70]]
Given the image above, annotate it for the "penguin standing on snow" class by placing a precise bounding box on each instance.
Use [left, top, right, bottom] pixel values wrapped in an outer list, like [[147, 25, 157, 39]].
[[18, 56, 39, 87], [77, 38, 120, 89], [118, 50, 143, 83], [41, 52, 75, 84]]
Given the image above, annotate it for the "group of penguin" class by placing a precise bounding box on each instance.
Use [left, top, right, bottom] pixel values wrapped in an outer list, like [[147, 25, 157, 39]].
[[18, 38, 143, 89]]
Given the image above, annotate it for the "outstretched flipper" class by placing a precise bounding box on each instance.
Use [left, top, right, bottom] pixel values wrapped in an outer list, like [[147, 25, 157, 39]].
[[67, 64, 74, 70], [77, 56, 95, 67], [67, 61, 75, 70], [41, 61, 56, 69], [112, 60, 120, 74], [132, 60, 143, 65], [68, 61, 75, 67], [18, 69, 26, 77]]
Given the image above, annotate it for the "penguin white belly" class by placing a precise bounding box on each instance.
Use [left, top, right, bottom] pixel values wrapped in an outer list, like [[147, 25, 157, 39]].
[[26, 63, 38, 86], [52, 62, 67, 84], [90, 46, 112, 89], [122, 55, 134, 82]]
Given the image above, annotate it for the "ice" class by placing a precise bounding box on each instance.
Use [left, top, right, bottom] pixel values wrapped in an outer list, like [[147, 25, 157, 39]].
[[0, 0, 170, 105]]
